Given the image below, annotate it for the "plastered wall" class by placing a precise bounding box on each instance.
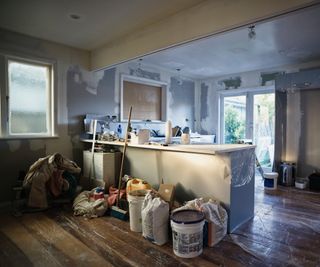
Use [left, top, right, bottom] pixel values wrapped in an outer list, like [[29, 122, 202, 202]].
[[275, 68, 320, 177], [196, 60, 320, 139], [0, 29, 90, 204], [114, 62, 196, 131]]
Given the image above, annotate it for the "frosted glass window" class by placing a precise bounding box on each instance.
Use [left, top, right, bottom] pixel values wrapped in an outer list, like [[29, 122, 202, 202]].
[[8, 60, 52, 135]]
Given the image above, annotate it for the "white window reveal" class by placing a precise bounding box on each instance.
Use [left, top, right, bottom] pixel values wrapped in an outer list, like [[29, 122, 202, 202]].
[[2, 57, 54, 137]]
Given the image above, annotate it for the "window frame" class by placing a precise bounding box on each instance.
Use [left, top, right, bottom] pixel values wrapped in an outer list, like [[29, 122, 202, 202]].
[[218, 85, 275, 144], [0, 54, 56, 138]]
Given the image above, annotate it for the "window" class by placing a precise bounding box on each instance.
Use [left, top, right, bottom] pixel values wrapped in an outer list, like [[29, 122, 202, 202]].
[[120, 75, 167, 121], [1, 56, 54, 137]]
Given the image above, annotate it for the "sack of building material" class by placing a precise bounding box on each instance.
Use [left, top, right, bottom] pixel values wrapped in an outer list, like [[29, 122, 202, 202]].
[[173, 197, 228, 246], [141, 191, 169, 245]]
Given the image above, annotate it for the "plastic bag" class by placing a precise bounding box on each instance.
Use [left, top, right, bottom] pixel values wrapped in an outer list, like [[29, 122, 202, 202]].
[[173, 197, 228, 246]]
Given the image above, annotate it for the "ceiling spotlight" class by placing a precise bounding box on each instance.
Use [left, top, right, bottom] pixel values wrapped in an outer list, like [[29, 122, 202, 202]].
[[176, 68, 183, 85], [69, 13, 81, 20], [248, 25, 256, 40]]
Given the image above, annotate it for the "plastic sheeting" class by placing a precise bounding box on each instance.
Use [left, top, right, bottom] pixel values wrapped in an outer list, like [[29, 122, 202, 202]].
[[230, 148, 255, 187], [173, 198, 228, 246]]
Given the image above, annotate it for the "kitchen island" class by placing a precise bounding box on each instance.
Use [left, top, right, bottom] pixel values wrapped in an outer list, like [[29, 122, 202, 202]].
[[82, 139, 256, 232]]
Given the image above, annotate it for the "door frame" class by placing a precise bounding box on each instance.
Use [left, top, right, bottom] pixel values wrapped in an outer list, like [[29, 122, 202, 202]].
[[218, 85, 275, 144]]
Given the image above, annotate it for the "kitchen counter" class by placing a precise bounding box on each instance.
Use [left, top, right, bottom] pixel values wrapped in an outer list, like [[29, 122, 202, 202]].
[[81, 138, 256, 232], [81, 138, 255, 155]]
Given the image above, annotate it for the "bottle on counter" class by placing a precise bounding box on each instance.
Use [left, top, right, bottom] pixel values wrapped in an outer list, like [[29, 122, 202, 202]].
[[165, 120, 172, 145], [117, 124, 122, 138]]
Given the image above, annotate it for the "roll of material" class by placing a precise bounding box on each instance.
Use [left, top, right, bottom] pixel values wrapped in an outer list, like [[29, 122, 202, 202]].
[[165, 120, 172, 145]]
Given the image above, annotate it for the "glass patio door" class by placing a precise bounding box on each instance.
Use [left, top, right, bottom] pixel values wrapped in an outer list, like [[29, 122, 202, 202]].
[[222, 95, 246, 144], [253, 93, 275, 168], [220, 89, 275, 168]]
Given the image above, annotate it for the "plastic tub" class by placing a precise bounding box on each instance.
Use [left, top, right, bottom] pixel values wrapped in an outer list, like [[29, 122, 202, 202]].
[[170, 209, 205, 258], [128, 190, 149, 232], [295, 179, 307, 189], [264, 172, 278, 190]]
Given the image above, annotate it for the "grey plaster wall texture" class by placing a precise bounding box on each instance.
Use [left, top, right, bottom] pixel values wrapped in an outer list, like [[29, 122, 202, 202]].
[[200, 82, 209, 134], [0, 29, 89, 203], [297, 89, 320, 177], [129, 67, 160, 81], [66, 66, 116, 165], [169, 77, 195, 130]]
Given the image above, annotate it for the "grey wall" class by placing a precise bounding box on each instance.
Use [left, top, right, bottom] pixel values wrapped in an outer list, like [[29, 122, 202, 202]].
[[116, 62, 196, 132], [275, 69, 320, 177], [0, 29, 91, 204], [197, 60, 320, 141], [169, 77, 195, 130], [66, 66, 116, 165], [0, 29, 197, 204]]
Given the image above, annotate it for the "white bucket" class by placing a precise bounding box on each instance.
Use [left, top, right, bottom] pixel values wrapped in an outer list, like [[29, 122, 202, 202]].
[[128, 190, 149, 232], [170, 209, 205, 258], [264, 172, 278, 190]]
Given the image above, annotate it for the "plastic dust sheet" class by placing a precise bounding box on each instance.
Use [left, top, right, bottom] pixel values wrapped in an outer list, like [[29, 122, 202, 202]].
[[230, 148, 255, 187]]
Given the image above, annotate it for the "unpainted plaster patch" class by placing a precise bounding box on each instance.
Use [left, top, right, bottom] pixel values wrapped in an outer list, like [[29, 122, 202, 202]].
[[129, 67, 160, 81], [218, 76, 241, 89], [29, 140, 45, 151], [169, 77, 195, 126], [261, 72, 284, 86], [200, 82, 208, 120], [7, 140, 21, 152], [71, 65, 103, 95]]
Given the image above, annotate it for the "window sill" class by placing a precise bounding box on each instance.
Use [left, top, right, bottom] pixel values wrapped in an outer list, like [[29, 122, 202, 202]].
[[0, 135, 59, 140]]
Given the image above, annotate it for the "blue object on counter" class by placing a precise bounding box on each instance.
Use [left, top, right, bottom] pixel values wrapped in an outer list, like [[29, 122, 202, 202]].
[[117, 124, 122, 136]]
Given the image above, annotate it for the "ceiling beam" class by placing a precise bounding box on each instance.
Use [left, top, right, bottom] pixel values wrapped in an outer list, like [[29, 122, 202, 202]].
[[90, 0, 318, 71]]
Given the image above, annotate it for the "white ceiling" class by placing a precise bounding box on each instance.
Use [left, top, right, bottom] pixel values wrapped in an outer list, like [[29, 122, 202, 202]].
[[141, 4, 320, 79], [1, 1, 320, 78], [0, 0, 204, 50]]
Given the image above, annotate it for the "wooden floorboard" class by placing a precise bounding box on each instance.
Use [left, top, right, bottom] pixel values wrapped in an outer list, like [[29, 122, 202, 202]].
[[0, 177, 320, 267]]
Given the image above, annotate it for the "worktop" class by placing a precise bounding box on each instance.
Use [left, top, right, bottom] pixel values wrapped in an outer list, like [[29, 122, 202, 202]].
[[81, 138, 255, 155]]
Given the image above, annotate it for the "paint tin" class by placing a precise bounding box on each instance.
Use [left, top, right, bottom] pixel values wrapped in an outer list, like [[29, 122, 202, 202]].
[[170, 209, 205, 258], [264, 172, 278, 190]]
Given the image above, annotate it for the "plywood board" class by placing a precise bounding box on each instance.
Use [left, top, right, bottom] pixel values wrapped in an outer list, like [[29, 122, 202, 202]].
[[123, 81, 161, 120]]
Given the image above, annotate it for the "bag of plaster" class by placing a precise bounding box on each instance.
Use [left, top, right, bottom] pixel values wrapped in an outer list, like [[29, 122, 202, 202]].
[[141, 191, 169, 245], [173, 197, 228, 246]]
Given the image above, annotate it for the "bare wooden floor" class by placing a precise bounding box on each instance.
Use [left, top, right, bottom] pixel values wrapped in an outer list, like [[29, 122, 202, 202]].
[[0, 178, 320, 267]]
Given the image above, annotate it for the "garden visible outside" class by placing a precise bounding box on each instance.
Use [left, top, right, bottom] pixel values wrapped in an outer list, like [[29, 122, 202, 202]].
[[224, 93, 275, 168]]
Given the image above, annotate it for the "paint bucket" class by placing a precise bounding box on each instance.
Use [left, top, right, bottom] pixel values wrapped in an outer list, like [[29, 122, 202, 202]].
[[264, 172, 278, 190], [170, 209, 205, 258], [128, 190, 149, 232]]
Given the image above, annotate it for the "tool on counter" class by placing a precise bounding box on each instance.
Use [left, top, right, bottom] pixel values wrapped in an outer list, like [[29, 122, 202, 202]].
[[110, 106, 132, 220]]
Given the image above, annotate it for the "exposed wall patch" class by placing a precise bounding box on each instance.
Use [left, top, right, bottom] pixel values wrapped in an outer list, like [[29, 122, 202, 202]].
[[200, 82, 208, 120], [261, 72, 284, 86], [129, 67, 160, 81], [169, 77, 195, 129], [219, 77, 241, 89]]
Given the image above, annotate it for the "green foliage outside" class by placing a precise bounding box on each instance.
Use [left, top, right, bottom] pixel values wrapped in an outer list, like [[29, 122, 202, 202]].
[[224, 106, 245, 144]]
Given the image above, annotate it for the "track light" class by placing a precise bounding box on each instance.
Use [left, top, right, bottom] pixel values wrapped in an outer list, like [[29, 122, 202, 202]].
[[176, 68, 182, 85], [248, 25, 256, 40]]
